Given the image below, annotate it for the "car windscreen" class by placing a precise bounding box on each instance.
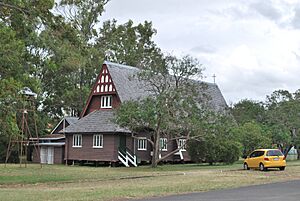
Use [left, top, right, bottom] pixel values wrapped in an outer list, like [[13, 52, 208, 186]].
[[266, 150, 283, 156]]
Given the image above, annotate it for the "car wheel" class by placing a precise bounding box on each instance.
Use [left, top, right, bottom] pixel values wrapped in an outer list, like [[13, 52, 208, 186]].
[[243, 163, 250, 170], [279, 167, 285, 171], [259, 163, 266, 171]]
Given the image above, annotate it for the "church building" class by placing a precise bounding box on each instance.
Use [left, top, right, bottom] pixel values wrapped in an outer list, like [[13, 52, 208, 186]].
[[33, 61, 227, 166]]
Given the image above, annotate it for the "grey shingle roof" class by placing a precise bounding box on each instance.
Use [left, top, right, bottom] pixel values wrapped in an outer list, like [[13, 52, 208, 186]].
[[105, 61, 150, 102], [207, 83, 227, 112], [105, 61, 227, 112], [65, 117, 79, 125], [194, 80, 228, 113], [63, 110, 130, 133], [65, 61, 227, 134]]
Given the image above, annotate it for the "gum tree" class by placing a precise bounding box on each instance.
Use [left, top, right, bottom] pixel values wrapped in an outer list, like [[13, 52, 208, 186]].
[[116, 55, 208, 167]]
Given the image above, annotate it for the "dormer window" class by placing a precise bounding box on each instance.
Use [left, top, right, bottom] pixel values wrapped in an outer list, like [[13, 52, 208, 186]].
[[101, 95, 112, 108]]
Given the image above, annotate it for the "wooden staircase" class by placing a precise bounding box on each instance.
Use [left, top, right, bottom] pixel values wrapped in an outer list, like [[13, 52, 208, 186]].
[[118, 147, 137, 167], [174, 150, 184, 160]]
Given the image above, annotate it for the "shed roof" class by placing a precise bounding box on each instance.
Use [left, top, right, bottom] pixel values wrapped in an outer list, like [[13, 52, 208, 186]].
[[30, 134, 65, 140]]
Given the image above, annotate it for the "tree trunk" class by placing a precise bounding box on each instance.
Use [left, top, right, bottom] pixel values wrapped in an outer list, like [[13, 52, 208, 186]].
[[297, 147, 300, 160], [151, 112, 162, 168], [277, 144, 283, 153], [151, 132, 160, 168], [284, 145, 293, 158]]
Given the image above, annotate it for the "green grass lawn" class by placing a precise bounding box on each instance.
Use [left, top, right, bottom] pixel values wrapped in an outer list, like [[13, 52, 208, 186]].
[[1, 160, 300, 201]]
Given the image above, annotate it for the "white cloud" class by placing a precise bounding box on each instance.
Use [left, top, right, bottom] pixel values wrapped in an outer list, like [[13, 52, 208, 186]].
[[101, 0, 300, 103], [250, 0, 282, 21]]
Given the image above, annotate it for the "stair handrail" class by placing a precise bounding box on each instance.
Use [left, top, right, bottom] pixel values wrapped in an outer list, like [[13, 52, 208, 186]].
[[118, 147, 137, 167], [118, 148, 128, 167]]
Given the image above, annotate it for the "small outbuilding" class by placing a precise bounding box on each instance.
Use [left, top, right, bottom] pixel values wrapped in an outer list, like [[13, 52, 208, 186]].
[[31, 117, 78, 164]]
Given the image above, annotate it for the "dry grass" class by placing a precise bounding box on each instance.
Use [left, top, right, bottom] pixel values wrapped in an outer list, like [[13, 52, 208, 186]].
[[1, 161, 300, 201]]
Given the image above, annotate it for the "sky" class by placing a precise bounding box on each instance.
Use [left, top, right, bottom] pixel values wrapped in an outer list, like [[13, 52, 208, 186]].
[[101, 0, 300, 104]]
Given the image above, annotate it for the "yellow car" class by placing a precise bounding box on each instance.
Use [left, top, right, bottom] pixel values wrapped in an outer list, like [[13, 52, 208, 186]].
[[243, 149, 286, 171]]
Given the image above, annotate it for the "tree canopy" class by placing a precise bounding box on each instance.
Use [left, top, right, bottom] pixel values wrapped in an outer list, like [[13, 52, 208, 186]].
[[1, 0, 300, 165], [116, 55, 207, 167], [231, 90, 300, 158], [0, 0, 166, 162]]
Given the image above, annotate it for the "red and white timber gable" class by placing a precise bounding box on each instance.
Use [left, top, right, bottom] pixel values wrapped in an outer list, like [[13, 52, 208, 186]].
[[80, 64, 121, 118], [93, 66, 115, 94]]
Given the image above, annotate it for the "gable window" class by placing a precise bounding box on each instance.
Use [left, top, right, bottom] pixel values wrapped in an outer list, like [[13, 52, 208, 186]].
[[73, 134, 82, 147], [101, 95, 112, 108], [138, 138, 147, 151], [178, 139, 186, 151], [93, 134, 103, 148], [160, 138, 168, 151]]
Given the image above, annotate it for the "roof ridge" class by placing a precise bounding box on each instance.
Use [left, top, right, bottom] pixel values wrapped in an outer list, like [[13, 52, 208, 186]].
[[65, 116, 79, 119], [104, 61, 140, 71], [104, 61, 217, 86], [192, 79, 217, 86]]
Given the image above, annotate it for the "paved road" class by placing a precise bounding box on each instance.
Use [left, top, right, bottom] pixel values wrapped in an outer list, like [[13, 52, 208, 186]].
[[134, 180, 300, 201]]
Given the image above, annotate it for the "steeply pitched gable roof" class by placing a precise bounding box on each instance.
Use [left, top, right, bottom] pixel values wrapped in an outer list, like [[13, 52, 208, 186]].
[[194, 80, 227, 113], [105, 61, 227, 112], [64, 110, 130, 133], [67, 61, 227, 134], [105, 61, 150, 102]]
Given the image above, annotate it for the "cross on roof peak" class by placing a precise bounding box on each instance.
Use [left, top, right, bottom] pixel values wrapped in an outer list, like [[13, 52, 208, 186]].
[[212, 74, 216, 84]]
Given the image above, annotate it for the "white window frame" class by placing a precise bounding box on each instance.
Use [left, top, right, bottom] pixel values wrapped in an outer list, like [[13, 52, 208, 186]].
[[93, 134, 103, 148], [178, 139, 187, 151], [137, 138, 147, 151], [73, 134, 82, 147], [101, 95, 112, 108], [160, 138, 168, 151]]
